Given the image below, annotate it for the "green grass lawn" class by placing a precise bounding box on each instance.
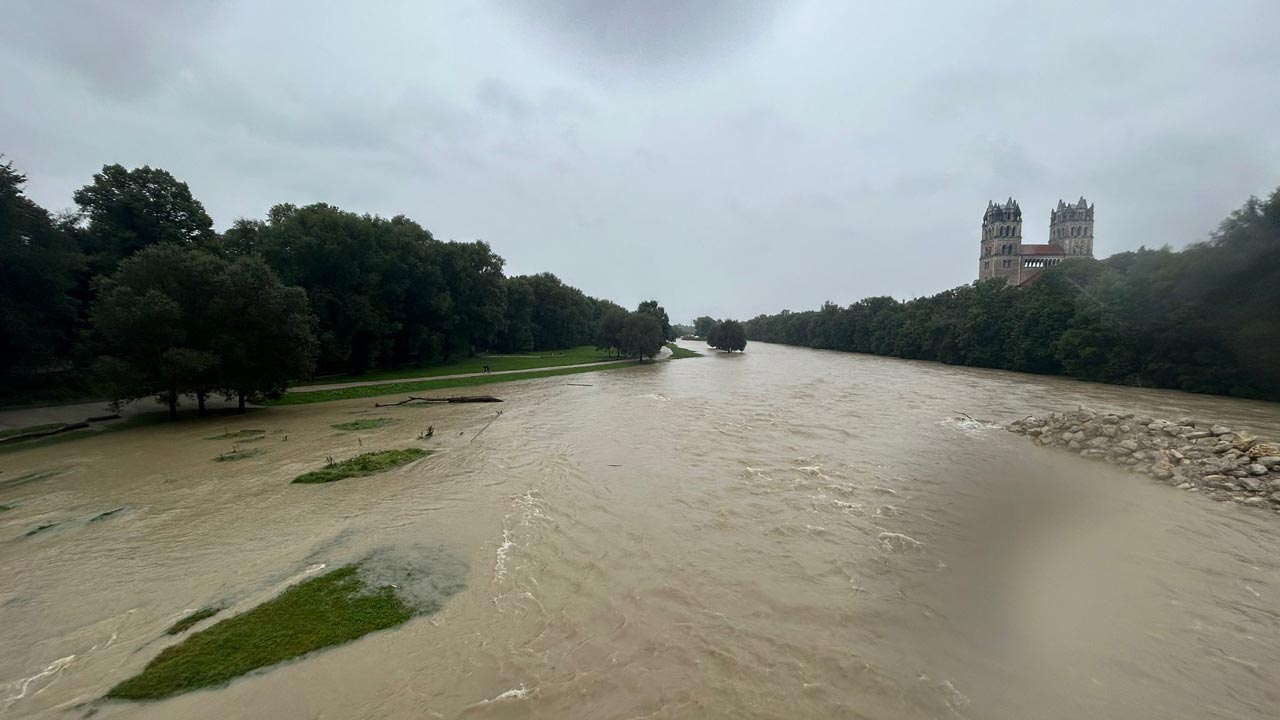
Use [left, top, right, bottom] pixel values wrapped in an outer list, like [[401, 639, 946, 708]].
[[106, 566, 413, 700], [665, 343, 702, 359], [303, 345, 616, 386], [293, 448, 428, 484], [272, 362, 638, 406]]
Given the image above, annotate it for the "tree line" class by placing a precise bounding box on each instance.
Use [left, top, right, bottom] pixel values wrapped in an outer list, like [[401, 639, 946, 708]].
[[742, 187, 1280, 401], [0, 159, 673, 414]]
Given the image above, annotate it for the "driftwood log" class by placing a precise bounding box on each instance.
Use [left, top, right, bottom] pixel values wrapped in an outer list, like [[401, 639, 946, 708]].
[[374, 395, 503, 408]]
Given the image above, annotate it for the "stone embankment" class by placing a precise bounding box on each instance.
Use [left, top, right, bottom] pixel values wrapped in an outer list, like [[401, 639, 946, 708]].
[[1007, 409, 1280, 512]]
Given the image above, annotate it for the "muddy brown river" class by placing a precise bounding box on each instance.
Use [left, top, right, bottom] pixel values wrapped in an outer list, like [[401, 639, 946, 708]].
[[2, 342, 1278, 719]]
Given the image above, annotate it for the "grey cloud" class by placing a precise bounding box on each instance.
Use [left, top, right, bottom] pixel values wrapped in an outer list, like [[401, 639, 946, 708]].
[[2, 1, 1279, 322], [496, 0, 787, 76], [0, 0, 220, 100]]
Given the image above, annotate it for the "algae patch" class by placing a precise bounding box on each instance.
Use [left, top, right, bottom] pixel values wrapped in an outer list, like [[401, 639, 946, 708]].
[[293, 448, 427, 484]]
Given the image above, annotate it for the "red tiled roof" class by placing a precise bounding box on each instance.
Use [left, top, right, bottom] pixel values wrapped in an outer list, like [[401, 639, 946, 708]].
[[1020, 244, 1065, 256]]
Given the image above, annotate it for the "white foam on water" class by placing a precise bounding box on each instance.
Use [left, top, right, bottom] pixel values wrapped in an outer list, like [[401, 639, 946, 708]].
[[877, 531, 924, 551], [493, 491, 546, 582], [481, 683, 530, 703], [2, 655, 75, 708]]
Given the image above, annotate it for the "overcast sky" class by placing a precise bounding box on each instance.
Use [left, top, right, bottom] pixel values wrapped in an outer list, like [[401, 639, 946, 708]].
[[3, 1, 1278, 322]]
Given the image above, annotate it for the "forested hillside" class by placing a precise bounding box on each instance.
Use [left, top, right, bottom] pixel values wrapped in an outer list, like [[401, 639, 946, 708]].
[[745, 188, 1280, 401]]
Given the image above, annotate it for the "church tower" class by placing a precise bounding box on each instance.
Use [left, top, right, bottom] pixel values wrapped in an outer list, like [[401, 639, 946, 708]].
[[978, 198, 1023, 282], [1049, 197, 1094, 257]]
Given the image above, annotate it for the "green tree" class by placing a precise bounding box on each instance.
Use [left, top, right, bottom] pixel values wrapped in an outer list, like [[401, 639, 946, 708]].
[[693, 316, 717, 338], [620, 312, 664, 360], [638, 300, 674, 341], [73, 164, 215, 275], [708, 319, 747, 352], [0, 159, 84, 378], [210, 256, 318, 412], [92, 245, 225, 418], [594, 307, 628, 356]]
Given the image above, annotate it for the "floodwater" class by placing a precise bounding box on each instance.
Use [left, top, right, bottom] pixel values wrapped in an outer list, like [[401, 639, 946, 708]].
[[2, 342, 1279, 719]]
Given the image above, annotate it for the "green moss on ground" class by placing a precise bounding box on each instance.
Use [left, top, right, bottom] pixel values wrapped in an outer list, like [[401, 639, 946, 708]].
[[272, 362, 635, 405], [106, 566, 414, 700], [164, 607, 222, 635], [293, 448, 428, 484], [213, 448, 266, 462], [665, 343, 701, 359], [331, 417, 400, 431], [204, 429, 266, 441], [24, 522, 58, 537]]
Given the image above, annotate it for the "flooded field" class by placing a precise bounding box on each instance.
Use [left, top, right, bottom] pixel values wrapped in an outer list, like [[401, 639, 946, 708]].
[[2, 342, 1278, 719]]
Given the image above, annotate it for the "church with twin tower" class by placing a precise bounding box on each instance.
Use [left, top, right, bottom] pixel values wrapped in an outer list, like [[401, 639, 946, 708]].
[[978, 197, 1095, 286]]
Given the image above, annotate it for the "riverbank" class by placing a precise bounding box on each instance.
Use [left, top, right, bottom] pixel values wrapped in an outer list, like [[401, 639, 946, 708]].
[[1007, 408, 1280, 512]]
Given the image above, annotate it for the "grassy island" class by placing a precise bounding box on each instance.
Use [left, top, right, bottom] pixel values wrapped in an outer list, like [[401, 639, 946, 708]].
[[292, 448, 427, 484], [106, 566, 413, 700]]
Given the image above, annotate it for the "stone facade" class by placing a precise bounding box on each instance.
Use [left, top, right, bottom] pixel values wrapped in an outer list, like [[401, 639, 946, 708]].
[[978, 197, 1094, 285]]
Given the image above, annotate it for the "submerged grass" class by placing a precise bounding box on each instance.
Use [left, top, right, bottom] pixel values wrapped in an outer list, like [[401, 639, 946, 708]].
[[24, 522, 58, 537], [665, 343, 702, 359], [331, 417, 400, 431], [292, 448, 428, 484], [213, 448, 266, 462], [106, 566, 413, 700], [164, 607, 222, 636], [90, 507, 126, 522], [204, 429, 266, 441], [272, 362, 636, 406], [0, 423, 66, 440]]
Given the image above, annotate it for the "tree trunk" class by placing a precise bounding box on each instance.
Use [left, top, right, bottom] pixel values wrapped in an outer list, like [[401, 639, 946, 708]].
[[167, 390, 178, 420], [197, 391, 206, 415], [238, 392, 247, 413]]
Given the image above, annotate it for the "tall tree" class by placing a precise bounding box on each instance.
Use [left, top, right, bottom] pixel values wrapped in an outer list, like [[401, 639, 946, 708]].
[[708, 319, 747, 352], [91, 245, 225, 418], [693, 315, 717, 338], [621, 312, 664, 360], [638, 300, 674, 341], [0, 159, 84, 378], [210, 256, 318, 412], [593, 307, 628, 356], [73, 164, 215, 275]]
